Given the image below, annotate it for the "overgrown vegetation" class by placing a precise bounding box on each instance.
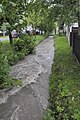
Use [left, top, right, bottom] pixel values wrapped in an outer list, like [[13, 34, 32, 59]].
[[0, 43, 22, 89], [0, 43, 10, 88], [43, 109, 55, 120], [0, 34, 46, 89], [44, 36, 80, 120]]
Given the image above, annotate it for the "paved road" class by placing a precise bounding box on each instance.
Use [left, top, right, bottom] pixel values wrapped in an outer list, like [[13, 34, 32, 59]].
[[0, 36, 54, 120]]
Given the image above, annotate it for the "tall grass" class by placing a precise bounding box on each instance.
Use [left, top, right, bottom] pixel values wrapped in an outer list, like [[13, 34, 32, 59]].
[[44, 36, 80, 120]]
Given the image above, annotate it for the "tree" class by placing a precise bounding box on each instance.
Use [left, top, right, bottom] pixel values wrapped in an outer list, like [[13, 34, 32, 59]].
[[50, 0, 80, 26], [0, 0, 29, 44], [0, 0, 56, 40], [27, 0, 55, 35]]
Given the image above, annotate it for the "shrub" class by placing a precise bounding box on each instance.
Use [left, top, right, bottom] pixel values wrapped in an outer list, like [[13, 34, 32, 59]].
[[7, 51, 19, 65], [4, 77, 22, 88], [13, 35, 35, 54], [17, 52, 25, 60], [19, 34, 35, 53], [0, 43, 22, 89], [0, 53, 9, 84], [19, 33, 30, 40], [0, 43, 10, 88], [43, 109, 55, 120], [13, 38, 25, 52], [26, 40, 35, 53]]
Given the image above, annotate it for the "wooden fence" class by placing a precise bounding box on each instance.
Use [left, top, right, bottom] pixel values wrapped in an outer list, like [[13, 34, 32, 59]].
[[70, 27, 80, 63]]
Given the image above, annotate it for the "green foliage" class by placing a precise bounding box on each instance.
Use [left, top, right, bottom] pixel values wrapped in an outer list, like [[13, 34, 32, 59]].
[[52, 0, 78, 25], [19, 34, 35, 54], [43, 109, 55, 120], [12, 34, 35, 64], [0, 43, 22, 89], [7, 49, 27, 65], [74, 109, 80, 120], [13, 38, 25, 52], [2, 77, 22, 89], [1, 34, 45, 66], [0, 0, 55, 36], [34, 35, 46, 46], [27, 0, 55, 34], [48, 36, 80, 120], [0, 47, 9, 86], [7, 50, 19, 65], [0, 34, 45, 89], [17, 51, 25, 60]]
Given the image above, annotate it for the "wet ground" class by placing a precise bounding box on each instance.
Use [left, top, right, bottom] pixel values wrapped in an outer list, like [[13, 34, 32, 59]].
[[0, 36, 54, 120]]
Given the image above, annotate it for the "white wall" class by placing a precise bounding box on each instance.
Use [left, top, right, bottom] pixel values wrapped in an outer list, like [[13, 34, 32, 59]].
[[64, 23, 78, 44]]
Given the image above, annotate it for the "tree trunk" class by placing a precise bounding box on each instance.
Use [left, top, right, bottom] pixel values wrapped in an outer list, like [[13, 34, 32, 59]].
[[9, 30, 13, 45], [55, 29, 56, 35]]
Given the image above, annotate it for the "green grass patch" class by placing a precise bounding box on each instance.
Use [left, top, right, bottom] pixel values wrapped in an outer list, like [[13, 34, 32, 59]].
[[1, 41, 12, 54], [0, 36, 8, 38], [44, 36, 80, 120], [33, 35, 46, 46]]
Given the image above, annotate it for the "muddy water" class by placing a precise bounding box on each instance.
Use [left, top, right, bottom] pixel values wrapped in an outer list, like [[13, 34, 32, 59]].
[[0, 36, 54, 120]]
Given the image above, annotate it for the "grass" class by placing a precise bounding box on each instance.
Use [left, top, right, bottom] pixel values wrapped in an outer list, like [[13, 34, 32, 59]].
[[33, 35, 47, 46], [1, 41, 11, 54], [1, 39, 9, 43], [44, 35, 80, 120], [0, 35, 8, 38]]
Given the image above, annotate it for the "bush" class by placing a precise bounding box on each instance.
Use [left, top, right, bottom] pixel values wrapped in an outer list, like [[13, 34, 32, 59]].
[[19, 34, 35, 53], [6, 37, 30, 65], [0, 53, 9, 84], [13, 35, 35, 54], [43, 109, 55, 120], [0, 43, 23, 89], [13, 38, 25, 52], [7, 51, 19, 65], [0, 43, 10, 88], [17, 52, 25, 60], [26, 40, 35, 53]]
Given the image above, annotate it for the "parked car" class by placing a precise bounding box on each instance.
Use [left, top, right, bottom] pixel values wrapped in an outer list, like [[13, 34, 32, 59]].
[[36, 29, 40, 35], [11, 30, 17, 38]]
